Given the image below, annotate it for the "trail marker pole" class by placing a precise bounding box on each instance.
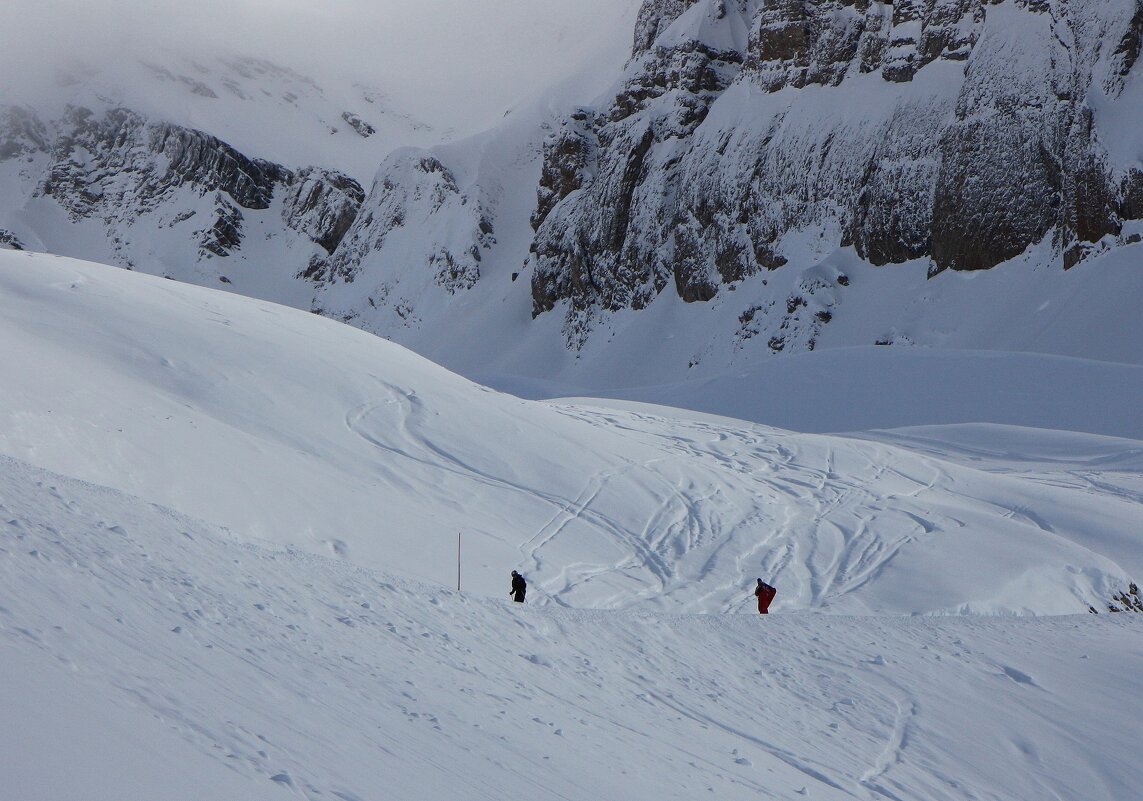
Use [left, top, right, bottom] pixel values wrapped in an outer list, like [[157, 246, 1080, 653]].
[[457, 531, 461, 592]]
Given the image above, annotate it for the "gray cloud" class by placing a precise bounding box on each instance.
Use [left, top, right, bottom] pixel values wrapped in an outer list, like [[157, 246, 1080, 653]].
[[2, 0, 642, 132]]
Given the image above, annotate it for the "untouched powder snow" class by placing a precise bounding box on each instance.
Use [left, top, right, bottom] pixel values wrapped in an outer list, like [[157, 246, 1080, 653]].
[[2, 251, 1142, 799], [572, 347, 1143, 439], [442, 240, 1143, 411]]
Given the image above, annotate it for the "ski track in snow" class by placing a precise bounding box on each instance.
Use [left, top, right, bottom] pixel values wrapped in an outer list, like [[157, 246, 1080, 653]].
[[6, 248, 1139, 616], [340, 380, 1142, 616], [3, 253, 1143, 799], [8, 457, 1140, 801]]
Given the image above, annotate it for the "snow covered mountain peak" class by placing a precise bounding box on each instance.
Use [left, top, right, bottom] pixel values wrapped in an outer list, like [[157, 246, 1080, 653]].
[[526, 0, 1143, 347]]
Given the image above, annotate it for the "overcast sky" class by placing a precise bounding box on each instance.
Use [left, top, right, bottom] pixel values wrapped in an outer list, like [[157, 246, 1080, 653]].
[[3, 0, 643, 131]]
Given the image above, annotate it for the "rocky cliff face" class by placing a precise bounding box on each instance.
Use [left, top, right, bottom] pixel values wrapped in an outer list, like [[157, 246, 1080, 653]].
[[0, 104, 362, 285], [529, 0, 1143, 346], [4, 1, 1141, 376]]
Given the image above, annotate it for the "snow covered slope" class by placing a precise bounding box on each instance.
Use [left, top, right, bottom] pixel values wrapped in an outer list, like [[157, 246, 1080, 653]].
[[3, 459, 1141, 800], [3, 250, 1140, 615], [3, 251, 1142, 799], [307, 0, 1143, 399]]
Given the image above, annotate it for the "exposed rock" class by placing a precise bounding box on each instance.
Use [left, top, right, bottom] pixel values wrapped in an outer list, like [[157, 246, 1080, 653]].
[[311, 149, 496, 322], [612, 39, 744, 132], [529, 0, 1141, 345], [341, 112, 376, 138], [281, 167, 365, 254], [149, 117, 287, 210], [1106, 0, 1143, 95], [38, 106, 287, 224], [1122, 168, 1143, 221], [1, 102, 364, 284], [532, 2, 749, 343], [743, 0, 982, 91], [749, 0, 870, 91], [633, 0, 702, 55], [929, 4, 1064, 274], [0, 230, 25, 250], [197, 196, 244, 257], [532, 109, 599, 232]]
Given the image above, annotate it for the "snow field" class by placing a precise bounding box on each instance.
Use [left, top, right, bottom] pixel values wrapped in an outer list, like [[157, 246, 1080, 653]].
[[1, 251, 1139, 614], [2, 251, 1143, 799], [2, 455, 1141, 801]]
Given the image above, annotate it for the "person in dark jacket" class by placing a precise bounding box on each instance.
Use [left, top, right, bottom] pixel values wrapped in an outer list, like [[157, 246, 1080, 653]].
[[510, 570, 527, 603], [754, 578, 776, 614]]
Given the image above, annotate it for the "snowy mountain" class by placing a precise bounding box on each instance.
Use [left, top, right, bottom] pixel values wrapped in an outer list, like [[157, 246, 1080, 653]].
[[0, 0, 640, 322], [0, 102, 368, 306], [4, 0, 1142, 398], [5, 4, 1143, 798], [531, 0, 1143, 330], [3, 250, 1143, 799], [303, 0, 1143, 395]]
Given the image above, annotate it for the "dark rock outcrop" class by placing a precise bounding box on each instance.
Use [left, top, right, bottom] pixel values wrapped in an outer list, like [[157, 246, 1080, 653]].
[[36, 106, 289, 217], [282, 168, 366, 254], [532, 109, 599, 232], [198, 196, 245, 257], [633, 0, 702, 55], [0, 230, 25, 250], [341, 112, 376, 138]]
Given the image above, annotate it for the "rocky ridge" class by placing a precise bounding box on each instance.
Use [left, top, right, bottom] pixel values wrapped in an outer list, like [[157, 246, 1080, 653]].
[[3, 1, 1142, 372], [305, 149, 496, 327], [0, 104, 363, 286]]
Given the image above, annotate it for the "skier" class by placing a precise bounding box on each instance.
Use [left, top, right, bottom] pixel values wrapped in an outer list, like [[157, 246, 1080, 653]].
[[510, 570, 527, 603], [754, 578, 776, 614]]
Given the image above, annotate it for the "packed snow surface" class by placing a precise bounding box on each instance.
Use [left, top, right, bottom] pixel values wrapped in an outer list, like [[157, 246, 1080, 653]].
[[2, 252, 1142, 799]]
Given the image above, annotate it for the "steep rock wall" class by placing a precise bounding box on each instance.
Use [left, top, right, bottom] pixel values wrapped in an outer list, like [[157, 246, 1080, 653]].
[[530, 0, 1143, 345]]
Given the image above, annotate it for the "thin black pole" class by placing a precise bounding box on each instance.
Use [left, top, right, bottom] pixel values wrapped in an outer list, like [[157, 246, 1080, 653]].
[[457, 531, 461, 592]]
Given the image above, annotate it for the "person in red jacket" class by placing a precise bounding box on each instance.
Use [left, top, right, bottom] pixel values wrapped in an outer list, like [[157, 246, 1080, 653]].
[[754, 578, 776, 614]]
